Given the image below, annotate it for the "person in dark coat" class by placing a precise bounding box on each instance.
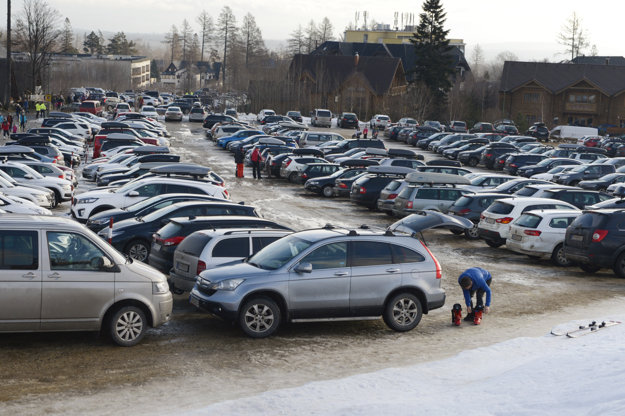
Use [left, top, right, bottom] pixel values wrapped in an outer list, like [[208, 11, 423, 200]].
[[234, 146, 245, 178]]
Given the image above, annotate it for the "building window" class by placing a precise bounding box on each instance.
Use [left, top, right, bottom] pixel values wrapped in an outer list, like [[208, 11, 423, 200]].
[[568, 94, 596, 103], [363, 34, 368, 43], [526, 114, 537, 125], [523, 93, 540, 103]]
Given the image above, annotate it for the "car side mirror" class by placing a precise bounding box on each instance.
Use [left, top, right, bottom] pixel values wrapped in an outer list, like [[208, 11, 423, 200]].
[[24, 174, 34, 179], [295, 262, 312, 273], [128, 190, 139, 197], [584, 171, 590, 175]]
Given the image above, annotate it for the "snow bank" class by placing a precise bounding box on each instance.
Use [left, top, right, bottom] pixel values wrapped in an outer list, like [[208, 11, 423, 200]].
[[182, 316, 625, 416]]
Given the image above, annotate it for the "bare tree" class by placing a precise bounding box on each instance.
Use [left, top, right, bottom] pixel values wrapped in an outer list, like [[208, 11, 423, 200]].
[[13, 0, 61, 91], [241, 13, 266, 68], [470, 44, 484, 79], [304, 20, 318, 53], [180, 19, 194, 63], [317, 17, 334, 43], [287, 25, 305, 55], [163, 25, 180, 62], [558, 12, 589, 60], [217, 6, 237, 87], [196, 10, 214, 62]]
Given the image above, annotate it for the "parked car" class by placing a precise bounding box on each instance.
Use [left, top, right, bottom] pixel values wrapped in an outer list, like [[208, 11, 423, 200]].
[[564, 209, 625, 276], [0, 161, 73, 206], [535, 188, 612, 209], [516, 158, 583, 177], [286, 110, 302, 123], [507, 209, 581, 266], [578, 173, 625, 191], [299, 131, 345, 148], [78, 100, 104, 116], [479, 143, 518, 169], [350, 166, 415, 209], [338, 112, 359, 129], [502, 154, 548, 176], [449, 120, 467, 132], [448, 193, 508, 239], [525, 124, 550, 141], [0, 214, 172, 346], [168, 228, 292, 293], [477, 197, 578, 247], [204, 114, 238, 129], [257, 109, 276, 122], [189, 211, 471, 337], [291, 163, 340, 185], [188, 106, 207, 122], [164, 106, 184, 122], [553, 164, 616, 186], [392, 181, 470, 218], [369, 114, 391, 130], [469, 122, 495, 134]]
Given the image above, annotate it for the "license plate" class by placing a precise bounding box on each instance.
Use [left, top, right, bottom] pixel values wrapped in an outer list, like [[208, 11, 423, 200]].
[[177, 262, 189, 272], [485, 218, 495, 224], [511, 234, 522, 241], [190, 296, 199, 307], [571, 235, 583, 242], [153, 243, 161, 251]]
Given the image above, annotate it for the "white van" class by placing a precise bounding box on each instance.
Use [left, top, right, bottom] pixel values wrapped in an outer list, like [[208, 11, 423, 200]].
[[311, 109, 332, 127], [0, 215, 173, 346], [549, 125, 598, 142]]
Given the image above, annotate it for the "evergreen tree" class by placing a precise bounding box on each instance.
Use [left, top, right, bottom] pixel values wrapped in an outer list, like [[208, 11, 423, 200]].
[[83, 31, 102, 54], [150, 59, 160, 81], [241, 13, 266, 68], [106, 32, 137, 55], [410, 0, 454, 118], [60, 17, 78, 54]]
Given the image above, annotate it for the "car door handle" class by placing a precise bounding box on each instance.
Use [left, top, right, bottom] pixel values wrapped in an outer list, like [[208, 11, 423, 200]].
[[47, 272, 62, 279], [22, 272, 37, 279], [386, 268, 400, 273], [334, 271, 349, 276]]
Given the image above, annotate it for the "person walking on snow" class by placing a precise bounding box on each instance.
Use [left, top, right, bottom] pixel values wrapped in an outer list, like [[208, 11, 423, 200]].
[[250, 147, 262, 179], [458, 267, 492, 325]]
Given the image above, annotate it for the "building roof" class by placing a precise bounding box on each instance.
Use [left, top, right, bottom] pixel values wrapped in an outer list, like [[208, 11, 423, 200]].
[[311, 41, 470, 81], [162, 62, 178, 75], [571, 56, 625, 66], [289, 54, 404, 96], [500, 61, 625, 96]]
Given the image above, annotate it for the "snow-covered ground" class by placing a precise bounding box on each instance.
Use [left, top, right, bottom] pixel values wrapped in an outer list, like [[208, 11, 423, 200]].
[[182, 315, 625, 416]]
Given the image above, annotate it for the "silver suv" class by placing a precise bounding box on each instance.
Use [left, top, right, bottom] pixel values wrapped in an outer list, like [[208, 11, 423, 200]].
[[190, 212, 471, 337]]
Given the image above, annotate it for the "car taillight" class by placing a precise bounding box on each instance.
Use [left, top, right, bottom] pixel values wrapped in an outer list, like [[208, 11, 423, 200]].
[[163, 236, 185, 246], [496, 217, 513, 224], [480, 214, 485, 220], [421, 241, 442, 279], [485, 153, 492, 158], [285, 160, 292, 167], [338, 182, 347, 189], [510, 163, 518, 167], [196, 260, 207, 275], [301, 173, 308, 179], [388, 193, 398, 199], [524, 230, 541, 236], [58, 174, 64, 178], [406, 201, 413, 209], [458, 208, 471, 215], [359, 186, 366, 194], [592, 229, 608, 242]]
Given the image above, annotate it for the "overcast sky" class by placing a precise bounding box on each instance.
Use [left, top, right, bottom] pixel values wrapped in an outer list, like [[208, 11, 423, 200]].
[[3, 0, 621, 62]]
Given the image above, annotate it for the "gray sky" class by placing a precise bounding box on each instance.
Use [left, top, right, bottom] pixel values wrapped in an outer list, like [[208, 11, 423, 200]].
[[4, 0, 621, 62]]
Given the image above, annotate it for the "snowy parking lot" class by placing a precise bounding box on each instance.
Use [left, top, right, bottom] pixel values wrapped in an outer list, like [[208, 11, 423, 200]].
[[2, 117, 625, 415]]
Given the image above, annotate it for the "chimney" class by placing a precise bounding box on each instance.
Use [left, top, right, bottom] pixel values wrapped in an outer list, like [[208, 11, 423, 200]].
[[354, 52, 359, 67], [606, 57, 610, 65]]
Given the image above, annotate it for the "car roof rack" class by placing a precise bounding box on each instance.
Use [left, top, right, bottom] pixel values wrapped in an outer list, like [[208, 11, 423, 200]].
[[366, 165, 415, 176], [340, 159, 379, 168], [426, 159, 462, 167], [405, 172, 470, 185], [0, 145, 36, 154], [387, 148, 421, 159], [149, 163, 211, 177], [364, 147, 388, 156], [133, 145, 170, 155], [293, 148, 324, 157]]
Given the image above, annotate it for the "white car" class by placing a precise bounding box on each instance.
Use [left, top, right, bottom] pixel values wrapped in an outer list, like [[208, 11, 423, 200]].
[[50, 120, 93, 139], [71, 177, 229, 222], [0, 161, 74, 205], [279, 155, 329, 182], [369, 114, 391, 130], [0, 174, 53, 207], [506, 209, 581, 266], [165, 106, 184, 122], [477, 197, 578, 248], [257, 109, 275, 122], [0, 192, 52, 215], [74, 111, 107, 125], [140, 105, 159, 118], [530, 165, 579, 181], [460, 174, 517, 193]]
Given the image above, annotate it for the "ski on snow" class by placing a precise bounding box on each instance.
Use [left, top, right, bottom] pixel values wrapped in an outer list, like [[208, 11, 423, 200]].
[[550, 320, 621, 337]]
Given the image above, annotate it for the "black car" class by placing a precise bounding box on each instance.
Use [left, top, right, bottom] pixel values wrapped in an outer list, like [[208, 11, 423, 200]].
[[85, 193, 227, 232], [480, 143, 518, 169], [304, 165, 371, 197], [443, 142, 486, 160], [447, 192, 508, 239], [407, 126, 440, 146], [203, 113, 237, 129], [292, 163, 340, 185], [286, 111, 302, 122], [322, 139, 385, 155], [487, 178, 553, 195], [265, 152, 292, 178], [103, 202, 259, 262], [338, 112, 359, 129], [578, 173, 625, 191], [170, 100, 193, 114], [525, 125, 550, 141], [457, 145, 487, 167], [563, 209, 625, 276], [148, 215, 292, 274], [553, 164, 616, 186], [469, 122, 495, 134], [516, 158, 583, 177], [260, 115, 290, 125], [502, 154, 548, 176], [416, 132, 449, 149], [350, 167, 414, 209], [386, 125, 404, 140], [539, 189, 612, 209]]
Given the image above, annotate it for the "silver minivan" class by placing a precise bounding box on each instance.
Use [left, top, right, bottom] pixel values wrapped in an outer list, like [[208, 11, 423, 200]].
[[0, 215, 172, 346], [169, 228, 292, 292], [311, 109, 332, 127], [299, 131, 344, 147]]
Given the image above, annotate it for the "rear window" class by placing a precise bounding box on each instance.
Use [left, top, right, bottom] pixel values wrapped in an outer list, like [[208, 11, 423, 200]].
[[514, 213, 542, 228], [317, 110, 331, 117], [570, 213, 607, 229], [487, 201, 514, 215], [453, 196, 473, 207], [212, 237, 249, 258], [157, 221, 183, 239], [515, 187, 538, 197], [385, 180, 402, 192], [81, 102, 96, 108], [178, 232, 212, 256]]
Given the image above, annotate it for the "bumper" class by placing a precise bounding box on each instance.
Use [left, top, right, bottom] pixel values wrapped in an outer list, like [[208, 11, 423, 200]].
[[153, 292, 173, 327], [304, 183, 323, 194], [478, 227, 506, 244], [70, 206, 89, 223], [189, 289, 239, 322], [169, 270, 197, 292], [376, 199, 395, 212], [426, 290, 446, 313], [147, 251, 173, 274], [506, 239, 550, 258], [563, 246, 613, 267]]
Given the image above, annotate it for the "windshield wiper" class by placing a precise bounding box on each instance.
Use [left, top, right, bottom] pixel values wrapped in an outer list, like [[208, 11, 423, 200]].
[[247, 261, 263, 269]]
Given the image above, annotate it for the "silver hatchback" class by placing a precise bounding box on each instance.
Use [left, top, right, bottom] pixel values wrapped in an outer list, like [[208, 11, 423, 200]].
[[189, 213, 471, 338]]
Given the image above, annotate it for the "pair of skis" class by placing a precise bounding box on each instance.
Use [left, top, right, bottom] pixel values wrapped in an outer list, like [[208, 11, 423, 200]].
[[550, 320, 621, 338]]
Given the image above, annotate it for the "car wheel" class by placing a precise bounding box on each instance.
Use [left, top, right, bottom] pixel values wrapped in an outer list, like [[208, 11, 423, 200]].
[[464, 224, 480, 240], [613, 252, 625, 278], [580, 264, 601, 273], [383, 293, 422, 332], [468, 157, 478, 167], [239, 297, 281, 338], [449, 228, 464, 235], [322, 185, 334, 198], [51, 189, 61, 207], [485, 239, 504, 248], [288, 172, 299, 183], [551, 244, 572, 267], [108, 305, 147, 347], [126, 239, 150, 262]]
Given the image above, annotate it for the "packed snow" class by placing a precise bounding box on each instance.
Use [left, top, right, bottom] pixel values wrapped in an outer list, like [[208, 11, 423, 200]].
[[180, 316, 625, 416]]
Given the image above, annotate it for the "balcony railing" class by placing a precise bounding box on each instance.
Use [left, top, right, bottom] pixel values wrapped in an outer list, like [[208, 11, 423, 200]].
[[564, 102, 597, 113]]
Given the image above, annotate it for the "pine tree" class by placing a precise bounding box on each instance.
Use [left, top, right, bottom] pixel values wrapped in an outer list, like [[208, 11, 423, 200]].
[[83, 31, 102, 54], [410, 0, 454, 118], [106, 32, 137, 55], [60, 17, 78, 54], [241, 13, 266, 68]]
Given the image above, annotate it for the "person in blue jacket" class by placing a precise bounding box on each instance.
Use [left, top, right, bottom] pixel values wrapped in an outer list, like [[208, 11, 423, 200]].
[[458, 267, 492, 321]]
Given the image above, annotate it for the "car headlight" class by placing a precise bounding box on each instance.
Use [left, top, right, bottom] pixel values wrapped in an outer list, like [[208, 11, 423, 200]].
[[152, 281, 169, 294], [77, 197, 99, 204], [91, 217, 111, 225], [208, 278, 245, 291]]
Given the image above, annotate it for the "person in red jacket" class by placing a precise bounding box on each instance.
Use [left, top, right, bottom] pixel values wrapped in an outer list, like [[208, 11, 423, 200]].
[[250, 147, 263, 179], [1, 119, 9, 137]]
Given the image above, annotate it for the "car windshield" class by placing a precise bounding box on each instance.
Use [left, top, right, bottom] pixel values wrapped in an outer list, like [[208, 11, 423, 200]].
[[247, 235, 314, 270], [515, 213, 542, 228], [142, 106, 155, 112], [570, 165, 589, 173]]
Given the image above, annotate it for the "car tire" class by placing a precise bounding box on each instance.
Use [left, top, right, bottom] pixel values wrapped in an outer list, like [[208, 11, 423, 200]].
[[551, 244, 572, 267], [383, 293, 422, 332], [50, 189, 61, 207], [613, 252, 625, 278], [108, 305, 147, 347], [464, 224, 480, 240], [126, 239, 150, 262], [485, 239, 504, 248], [580, 264, 601, 273], [239, 297, 281, 338], [449, 228, 464, 235], [468, 157, 478, 167], [322, 185, 334, 198], [288, 172, 299, 183]]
